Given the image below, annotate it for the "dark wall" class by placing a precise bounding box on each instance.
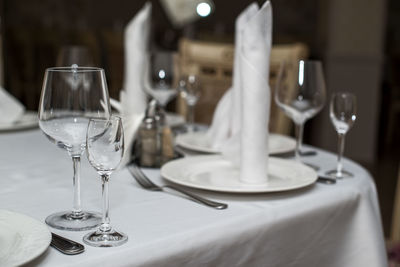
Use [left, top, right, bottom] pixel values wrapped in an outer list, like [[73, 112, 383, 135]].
[[1, 0, 321, 109]]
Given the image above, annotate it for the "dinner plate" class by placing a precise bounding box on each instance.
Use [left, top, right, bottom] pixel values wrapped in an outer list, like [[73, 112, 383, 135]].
[[175, 132, 296, 154], [0, 111, 38, 132], [161, 155, 317, 193], [0, 210, 51, 267]]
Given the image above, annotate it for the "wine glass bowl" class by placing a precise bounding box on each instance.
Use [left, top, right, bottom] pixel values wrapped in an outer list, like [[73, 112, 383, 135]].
[[38, 66, 111, 231], [56, 45, 94, 67], [329, 93, 357, 134], [144, 52, 178, 107], [86, 120, 124, 172], [83, 116, 128, 247], [326, 92, 357, 178], [275, 60, 326, 164], [179, 74, 201, 132]]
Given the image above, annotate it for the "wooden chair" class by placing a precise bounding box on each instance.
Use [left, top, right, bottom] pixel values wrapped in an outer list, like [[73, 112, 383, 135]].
[[175, 38, 308, 135], [388, 164, 400, 266], [391, 164, 400, 243]]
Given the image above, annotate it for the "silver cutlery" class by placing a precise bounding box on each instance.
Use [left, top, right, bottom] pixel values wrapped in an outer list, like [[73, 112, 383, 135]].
[[273, 150, 317, 158], [299, 150, 317, 157], [317, 175, 336, 185], [128, 164, 228, 210], [51, 233, 85, 255]]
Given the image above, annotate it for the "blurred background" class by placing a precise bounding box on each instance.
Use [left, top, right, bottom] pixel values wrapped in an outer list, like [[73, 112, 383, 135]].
[[0, 0, 398, 236]]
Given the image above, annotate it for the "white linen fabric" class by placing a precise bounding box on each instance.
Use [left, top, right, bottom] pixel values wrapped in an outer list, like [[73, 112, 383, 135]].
[[0, 86, 25, 124], [117, 2, 151, 166], [208, 2, 272, 184], [0, 130, 387, 267]]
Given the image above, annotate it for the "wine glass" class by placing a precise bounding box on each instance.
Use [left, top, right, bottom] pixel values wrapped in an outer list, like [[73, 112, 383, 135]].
[[275, 60, 326, 166], [144, 52, 178, 107], [38, 66, 111, 231], [179, 74, 201, 132], [325, 92, 357, 178], [56, 45, 94, 67], [83, 116, 127, 247]]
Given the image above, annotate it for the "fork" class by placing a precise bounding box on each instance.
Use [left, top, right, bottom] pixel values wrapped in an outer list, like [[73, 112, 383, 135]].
[[127, 164, 228, 210]]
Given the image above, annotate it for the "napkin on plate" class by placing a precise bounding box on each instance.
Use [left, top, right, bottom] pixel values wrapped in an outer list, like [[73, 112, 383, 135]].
[[113, 2, 151, 166], [207, 1, 272, 184], [0, 86, 25, 124]]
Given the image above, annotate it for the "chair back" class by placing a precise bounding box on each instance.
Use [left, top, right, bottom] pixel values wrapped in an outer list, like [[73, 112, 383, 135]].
[[391, 164, 400, 242], [176, 38, 308, 134]]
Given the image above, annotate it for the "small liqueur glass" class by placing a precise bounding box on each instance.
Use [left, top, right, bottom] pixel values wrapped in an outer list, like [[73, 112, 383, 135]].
[[83, 116, 128, 247], [179, 74, 201, 132], [325, 92, 357, 178]]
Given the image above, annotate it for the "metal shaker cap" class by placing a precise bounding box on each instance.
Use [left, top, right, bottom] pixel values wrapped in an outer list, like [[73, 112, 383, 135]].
[[142, 99, 158, 129]]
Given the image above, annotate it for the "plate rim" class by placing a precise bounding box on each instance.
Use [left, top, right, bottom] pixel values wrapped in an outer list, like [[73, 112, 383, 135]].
[[0, 111, 38, 131], [0, 209, 51, 266], [161, 155, 317, 193], [175, 132, 296, 154]]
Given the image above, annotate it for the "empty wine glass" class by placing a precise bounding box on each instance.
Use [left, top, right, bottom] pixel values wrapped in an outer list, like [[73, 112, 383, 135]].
[[56, 45, 94, 67], [38, 66, 110, 231], [275, 60, 326, 167], [325, 92, 357, 178], [83, 116, 127, 247], [179, 74, 201, 132], [144, 52, 178, 107]]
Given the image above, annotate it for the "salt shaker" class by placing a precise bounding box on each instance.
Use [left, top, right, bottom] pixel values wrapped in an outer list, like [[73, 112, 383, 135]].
[[138, 101, 161, 167]]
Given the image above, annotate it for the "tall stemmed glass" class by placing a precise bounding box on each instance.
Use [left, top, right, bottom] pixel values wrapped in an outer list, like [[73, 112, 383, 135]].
[[326, 92, 357, 178], [38, 66, 111, 231], [56, 45, 94, 67], [144, 52, 178, 108], [275, 60, 326, 165], [179, 74, 201, 132], [84, 116, 127, 247]]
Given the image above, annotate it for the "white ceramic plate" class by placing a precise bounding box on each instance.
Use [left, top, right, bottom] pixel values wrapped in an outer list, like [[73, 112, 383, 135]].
[[175, 132, 296, 154], [0, 210, 51, 266], [161, 155, 317, 193], [0, 111, 38, 132]]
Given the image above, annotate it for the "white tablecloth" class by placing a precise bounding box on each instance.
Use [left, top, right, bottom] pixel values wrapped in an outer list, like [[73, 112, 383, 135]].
[[0, 130, 387, 267]]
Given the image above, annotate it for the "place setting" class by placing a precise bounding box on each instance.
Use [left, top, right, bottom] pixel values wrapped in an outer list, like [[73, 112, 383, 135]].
[[161, 2, 320, 194], [0, 0, 388, 266]]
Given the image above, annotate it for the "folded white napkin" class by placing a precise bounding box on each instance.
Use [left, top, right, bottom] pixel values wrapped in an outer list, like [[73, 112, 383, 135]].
[[207, 1, 272, 184], [115, 2, 151, 166], [0, 86, 25, 124]]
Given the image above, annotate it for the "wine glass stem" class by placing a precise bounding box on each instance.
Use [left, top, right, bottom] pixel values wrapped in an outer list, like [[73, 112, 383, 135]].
[[71, 156, 83, 219], [187, 104, 195, 132], [100, 174, 111, 232], [295, 122, 304, 162], [337, 133, 346, 175]]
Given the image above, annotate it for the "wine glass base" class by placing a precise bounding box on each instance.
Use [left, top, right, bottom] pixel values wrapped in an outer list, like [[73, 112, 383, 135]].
[[83, 229, 128, 247], [325, 169, 354, 179], [45, 211, 101, 231]]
